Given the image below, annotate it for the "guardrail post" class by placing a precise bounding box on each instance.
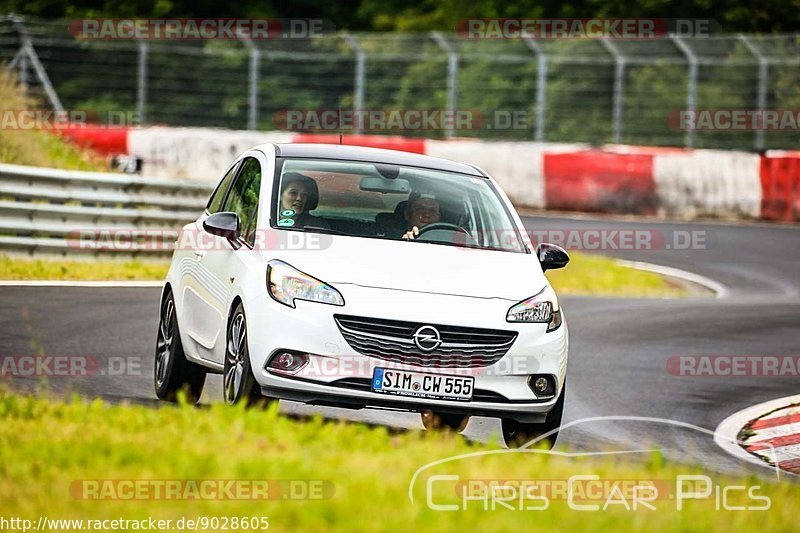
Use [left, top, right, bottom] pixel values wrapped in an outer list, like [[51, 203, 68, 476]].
[[431, 32, 458, 139], [523, 36, 548, 141], [738, 34, 768, 151], [343, 33, 366, 135], [672, 35, 698, 149], [600, 38, 626, 144], [137, 41, 148, 125]]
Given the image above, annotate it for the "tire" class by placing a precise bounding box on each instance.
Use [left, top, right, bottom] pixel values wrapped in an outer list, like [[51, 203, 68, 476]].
[[154, 291, 207, 404], [421, 411, 470, 433], [223, 302, 275, 408], [502, 381, 566, 449]]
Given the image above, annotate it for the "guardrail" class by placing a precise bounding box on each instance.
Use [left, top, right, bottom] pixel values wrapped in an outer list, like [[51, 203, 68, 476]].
[[0, 163, 212, 257]]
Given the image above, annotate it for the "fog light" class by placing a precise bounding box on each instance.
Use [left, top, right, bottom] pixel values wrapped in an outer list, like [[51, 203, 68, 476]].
[[267, 351, 309, 374], [528, 375, 555, 397], [278, 353, 295, 367]]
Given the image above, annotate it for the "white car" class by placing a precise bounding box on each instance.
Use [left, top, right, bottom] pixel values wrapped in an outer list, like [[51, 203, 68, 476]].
[[154, 144, 570, 448]]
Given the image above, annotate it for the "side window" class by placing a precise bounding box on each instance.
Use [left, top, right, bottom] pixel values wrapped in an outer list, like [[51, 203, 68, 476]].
[[222, 157, 262, 246], [207, 163, 239, 213]]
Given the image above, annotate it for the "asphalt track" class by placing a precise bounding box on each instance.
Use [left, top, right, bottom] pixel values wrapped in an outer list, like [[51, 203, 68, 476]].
[[1, 214, 799, 477]]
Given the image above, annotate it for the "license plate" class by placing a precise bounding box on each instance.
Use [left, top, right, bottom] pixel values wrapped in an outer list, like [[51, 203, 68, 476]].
[[371, 368, 474, 401]]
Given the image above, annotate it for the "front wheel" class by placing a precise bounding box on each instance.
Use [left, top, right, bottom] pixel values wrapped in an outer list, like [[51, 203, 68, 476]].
[[154, 292, 207, 403], [502, 381, 566, 449], [223, 303, 276, 408]]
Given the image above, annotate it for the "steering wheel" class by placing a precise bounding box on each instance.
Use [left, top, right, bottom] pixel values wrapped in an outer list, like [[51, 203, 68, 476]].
[[416, 222, 469, 236], [414, 222, 476, 245]]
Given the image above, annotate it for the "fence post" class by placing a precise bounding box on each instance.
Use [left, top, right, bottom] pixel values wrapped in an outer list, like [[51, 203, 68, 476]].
[[237, 31, 260, 130], [136, 41, 148, 125], [248, 46, 260, 130], [431, 32, 458, 139], [343, 33, 366, 134], [18, 49, 28, 88], [11, 16, 64, 112], [600, 38, 625, 144], [738, 34, 768, 151], [7, 17, 29, 90], [523, 36, 548, 141], [672, 36, 698, 148]]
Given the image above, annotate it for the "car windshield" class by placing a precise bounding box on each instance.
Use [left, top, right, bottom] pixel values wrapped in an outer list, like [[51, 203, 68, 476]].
[[271, 158, 526, 253]]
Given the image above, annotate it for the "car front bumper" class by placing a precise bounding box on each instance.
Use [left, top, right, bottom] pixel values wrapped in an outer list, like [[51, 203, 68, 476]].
[[245, 283, 568, 423]]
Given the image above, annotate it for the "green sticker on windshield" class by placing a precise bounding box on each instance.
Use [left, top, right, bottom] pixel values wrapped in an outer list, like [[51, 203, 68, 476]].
[[278, 218, 295, 227], [280, 209, 296, 217]]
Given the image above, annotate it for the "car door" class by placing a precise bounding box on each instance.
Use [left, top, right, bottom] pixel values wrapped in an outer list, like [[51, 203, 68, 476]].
[[178, 160, 240, 363], [191, 155, 264, 365]]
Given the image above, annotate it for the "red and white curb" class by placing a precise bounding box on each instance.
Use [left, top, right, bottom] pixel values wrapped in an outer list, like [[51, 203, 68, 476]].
[[614, 259, 729, 298], [56, 127, 800, 223], [715, 394, 800, 476]]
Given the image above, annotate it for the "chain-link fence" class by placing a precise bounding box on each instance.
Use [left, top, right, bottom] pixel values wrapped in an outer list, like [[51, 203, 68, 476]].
[[2, 16, 799, 150]]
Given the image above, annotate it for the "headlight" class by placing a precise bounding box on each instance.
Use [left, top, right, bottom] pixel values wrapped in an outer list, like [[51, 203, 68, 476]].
[[267, 260, 344, 308], [506, 285, 562, 332]]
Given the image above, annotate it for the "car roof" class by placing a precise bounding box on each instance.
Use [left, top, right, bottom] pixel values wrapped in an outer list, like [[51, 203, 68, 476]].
[[263, 143, 485, 177]]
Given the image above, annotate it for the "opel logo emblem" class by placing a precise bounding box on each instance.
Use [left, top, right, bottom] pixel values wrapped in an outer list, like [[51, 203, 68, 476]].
[[412, 325, 442, 352]]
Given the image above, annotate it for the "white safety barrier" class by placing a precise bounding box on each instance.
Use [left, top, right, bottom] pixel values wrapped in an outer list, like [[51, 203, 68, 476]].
[[0, 163, 211, 256]]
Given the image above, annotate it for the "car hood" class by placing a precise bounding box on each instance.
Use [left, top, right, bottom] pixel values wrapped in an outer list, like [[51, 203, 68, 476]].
[[263, 234, 547, 301]]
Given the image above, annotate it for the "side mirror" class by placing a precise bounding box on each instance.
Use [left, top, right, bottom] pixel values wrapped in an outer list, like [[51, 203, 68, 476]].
[[203, 212, 240, 241], [537, 243, 569, 271]]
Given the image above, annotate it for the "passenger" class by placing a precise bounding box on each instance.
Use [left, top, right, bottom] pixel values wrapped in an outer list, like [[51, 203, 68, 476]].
[[278, 173, 330, 229]]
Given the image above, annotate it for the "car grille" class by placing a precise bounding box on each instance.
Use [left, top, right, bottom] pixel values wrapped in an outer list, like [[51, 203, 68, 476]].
[[333, 315, 517, 368]]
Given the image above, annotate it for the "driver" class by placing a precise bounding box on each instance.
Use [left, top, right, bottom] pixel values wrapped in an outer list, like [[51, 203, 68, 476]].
[[402, 192, 441, 240]]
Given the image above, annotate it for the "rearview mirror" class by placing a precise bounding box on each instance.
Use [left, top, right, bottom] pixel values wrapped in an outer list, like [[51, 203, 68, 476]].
[[203, 212, 240, 241], [537, 243, 569, 271], [360, 176, 410, 194]]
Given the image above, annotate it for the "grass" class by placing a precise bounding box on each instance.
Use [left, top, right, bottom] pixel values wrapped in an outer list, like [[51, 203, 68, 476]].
[[0, 391, 794, 532], [0, 252, 688, 297], [0, 69, 105, 171], [547, 251, 688, 297], [0, 255, 169, 281]]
